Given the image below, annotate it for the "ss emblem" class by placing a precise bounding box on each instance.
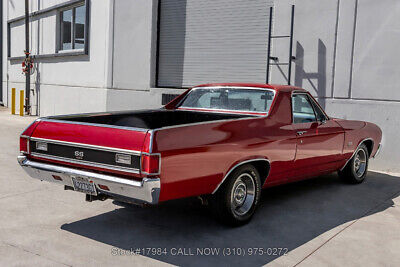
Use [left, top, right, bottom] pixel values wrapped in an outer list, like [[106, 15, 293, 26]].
[[74, 151, 84, 159]]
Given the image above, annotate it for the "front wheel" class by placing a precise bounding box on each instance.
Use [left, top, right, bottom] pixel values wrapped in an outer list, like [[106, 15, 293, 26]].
[[210, 164, 261, 226], [338, 143, 369, 184]]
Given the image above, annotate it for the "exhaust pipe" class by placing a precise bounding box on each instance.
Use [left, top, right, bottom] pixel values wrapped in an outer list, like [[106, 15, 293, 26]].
[[64, 185, 109, 202], [85, 194, 109, 202]]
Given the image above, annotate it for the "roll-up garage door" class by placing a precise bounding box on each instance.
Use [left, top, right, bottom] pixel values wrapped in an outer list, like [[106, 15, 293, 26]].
[[157, 0, 274, 88]]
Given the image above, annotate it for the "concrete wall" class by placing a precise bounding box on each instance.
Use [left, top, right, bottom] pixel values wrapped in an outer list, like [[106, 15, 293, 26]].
[[6, 0, 112, 115], [111, 0, 157, 90], [4, 0, 165, 116], [104, 0, 166, 112], [271, 0, 400, 172]]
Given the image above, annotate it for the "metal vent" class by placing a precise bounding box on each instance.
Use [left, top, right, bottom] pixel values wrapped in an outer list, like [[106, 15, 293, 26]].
[[162, 94, 180, 105]]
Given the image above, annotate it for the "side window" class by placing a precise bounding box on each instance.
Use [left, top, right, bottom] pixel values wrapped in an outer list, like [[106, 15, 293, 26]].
[[309, 97, 328, 122], [292, 94, 317, 124]]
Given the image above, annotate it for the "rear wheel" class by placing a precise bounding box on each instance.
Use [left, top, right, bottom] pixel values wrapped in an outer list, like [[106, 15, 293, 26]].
[[338, 143, 369, 184], [210, 164, 261, 226]]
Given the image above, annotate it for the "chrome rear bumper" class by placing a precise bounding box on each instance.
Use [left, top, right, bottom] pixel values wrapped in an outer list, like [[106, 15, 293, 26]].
[[17, 155, 160, 204]]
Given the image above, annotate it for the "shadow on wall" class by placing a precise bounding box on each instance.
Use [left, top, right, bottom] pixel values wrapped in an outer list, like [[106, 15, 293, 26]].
[[294, 39, 327, 109], [61, 172, 400, 266]]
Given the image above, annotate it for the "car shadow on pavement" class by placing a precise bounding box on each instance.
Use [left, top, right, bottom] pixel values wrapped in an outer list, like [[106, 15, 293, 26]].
[[61, 172, 400, 266]]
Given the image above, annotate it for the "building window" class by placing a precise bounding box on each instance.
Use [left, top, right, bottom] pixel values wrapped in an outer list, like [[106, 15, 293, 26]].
[[59, 4, 86, 51]]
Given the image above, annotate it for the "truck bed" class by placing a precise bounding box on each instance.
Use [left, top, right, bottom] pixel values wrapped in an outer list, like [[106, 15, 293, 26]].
[[46, 109, 251, 130]]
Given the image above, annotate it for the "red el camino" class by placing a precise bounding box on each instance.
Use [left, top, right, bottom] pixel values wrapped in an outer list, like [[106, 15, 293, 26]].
[[18, 84, 382, 225]]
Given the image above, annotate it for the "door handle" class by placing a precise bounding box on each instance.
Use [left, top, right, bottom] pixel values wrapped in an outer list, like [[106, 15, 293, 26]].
[[297, 131, 307, 136]]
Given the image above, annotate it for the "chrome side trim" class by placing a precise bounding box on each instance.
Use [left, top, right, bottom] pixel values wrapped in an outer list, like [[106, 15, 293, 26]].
[[373, 133, 384, 158], [212, 158, 271, 194], [18, 155, 160, 204], [29, 137, 141, 155], [31, 153, 140, 174], [148, 130, 155, 154], [152, 116, 261, 132], [40, 118, 149, 132], [340, 138, 374, 171], [19, 119, 41, 137], [191, 86, 276, 92], [177, 107, 268, 115], [373, 143, 382, 159], [42, 114, 259, 142]]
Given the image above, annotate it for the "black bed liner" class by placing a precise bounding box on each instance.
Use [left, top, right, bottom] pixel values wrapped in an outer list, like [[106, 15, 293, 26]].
[[47, 109, 252, 130]]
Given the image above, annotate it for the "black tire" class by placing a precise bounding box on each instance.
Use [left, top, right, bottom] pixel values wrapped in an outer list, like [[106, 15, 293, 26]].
[[338, 143, 369, 184], [210, 164, 261, 226]]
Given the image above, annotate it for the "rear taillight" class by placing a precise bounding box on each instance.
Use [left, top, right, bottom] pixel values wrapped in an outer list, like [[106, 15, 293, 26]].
[[20, 137, 29, 154], [19, 119, 40, 154], [141, 153, 160, 175]]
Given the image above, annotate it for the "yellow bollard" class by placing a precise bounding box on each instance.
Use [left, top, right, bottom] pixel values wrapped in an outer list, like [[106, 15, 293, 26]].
[[11, 88, 16, 115], [20, 90, 24, 116]]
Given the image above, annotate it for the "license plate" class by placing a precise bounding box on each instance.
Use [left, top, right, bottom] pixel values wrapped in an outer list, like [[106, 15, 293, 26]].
[[71, 176, 97, 195]]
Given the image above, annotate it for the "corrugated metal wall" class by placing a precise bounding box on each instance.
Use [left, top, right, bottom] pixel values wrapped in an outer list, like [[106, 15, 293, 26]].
[[157, 0, 274, 88]]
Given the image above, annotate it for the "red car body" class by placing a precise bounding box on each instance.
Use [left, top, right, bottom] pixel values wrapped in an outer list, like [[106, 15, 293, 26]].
[[18, 84, 382, 205]]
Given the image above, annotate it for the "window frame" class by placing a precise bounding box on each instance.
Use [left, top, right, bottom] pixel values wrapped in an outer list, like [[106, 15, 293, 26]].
[[7, 0, 89, 60], [307, 94, 330, 122], [291, 92, 318, 124], [176, 86, 277, 116], [58, 3, 87, 53]]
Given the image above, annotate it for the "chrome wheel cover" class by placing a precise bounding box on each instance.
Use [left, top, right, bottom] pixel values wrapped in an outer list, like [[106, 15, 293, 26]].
[[230, 173, 255, 216], [354, 148, 367, 178]]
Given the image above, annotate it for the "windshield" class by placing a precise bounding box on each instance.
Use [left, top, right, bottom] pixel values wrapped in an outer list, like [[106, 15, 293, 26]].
[[178, 87, 276, 114]]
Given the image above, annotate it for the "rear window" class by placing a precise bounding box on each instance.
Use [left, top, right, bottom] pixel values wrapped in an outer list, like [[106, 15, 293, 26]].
[[178, 87, 276, 114]]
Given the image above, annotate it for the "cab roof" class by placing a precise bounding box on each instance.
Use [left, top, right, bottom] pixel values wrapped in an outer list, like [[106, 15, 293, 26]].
[[194, 83, 307, 93]]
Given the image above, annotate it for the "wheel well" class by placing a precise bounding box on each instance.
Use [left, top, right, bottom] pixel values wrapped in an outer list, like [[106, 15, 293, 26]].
[[251, 160, 271, 186], [362, 139, 374, 157], [212, 159, 271, 194]]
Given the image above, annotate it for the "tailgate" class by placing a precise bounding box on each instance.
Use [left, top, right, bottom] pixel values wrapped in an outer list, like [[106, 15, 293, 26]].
[[28, 120, 149, 176]]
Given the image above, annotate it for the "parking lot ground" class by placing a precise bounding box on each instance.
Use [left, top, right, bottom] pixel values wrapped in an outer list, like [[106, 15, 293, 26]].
[[0, 106, 399, 267]]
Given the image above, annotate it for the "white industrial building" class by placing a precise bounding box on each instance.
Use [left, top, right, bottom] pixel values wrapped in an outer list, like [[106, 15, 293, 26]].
[[1, 0, 400, 173]]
